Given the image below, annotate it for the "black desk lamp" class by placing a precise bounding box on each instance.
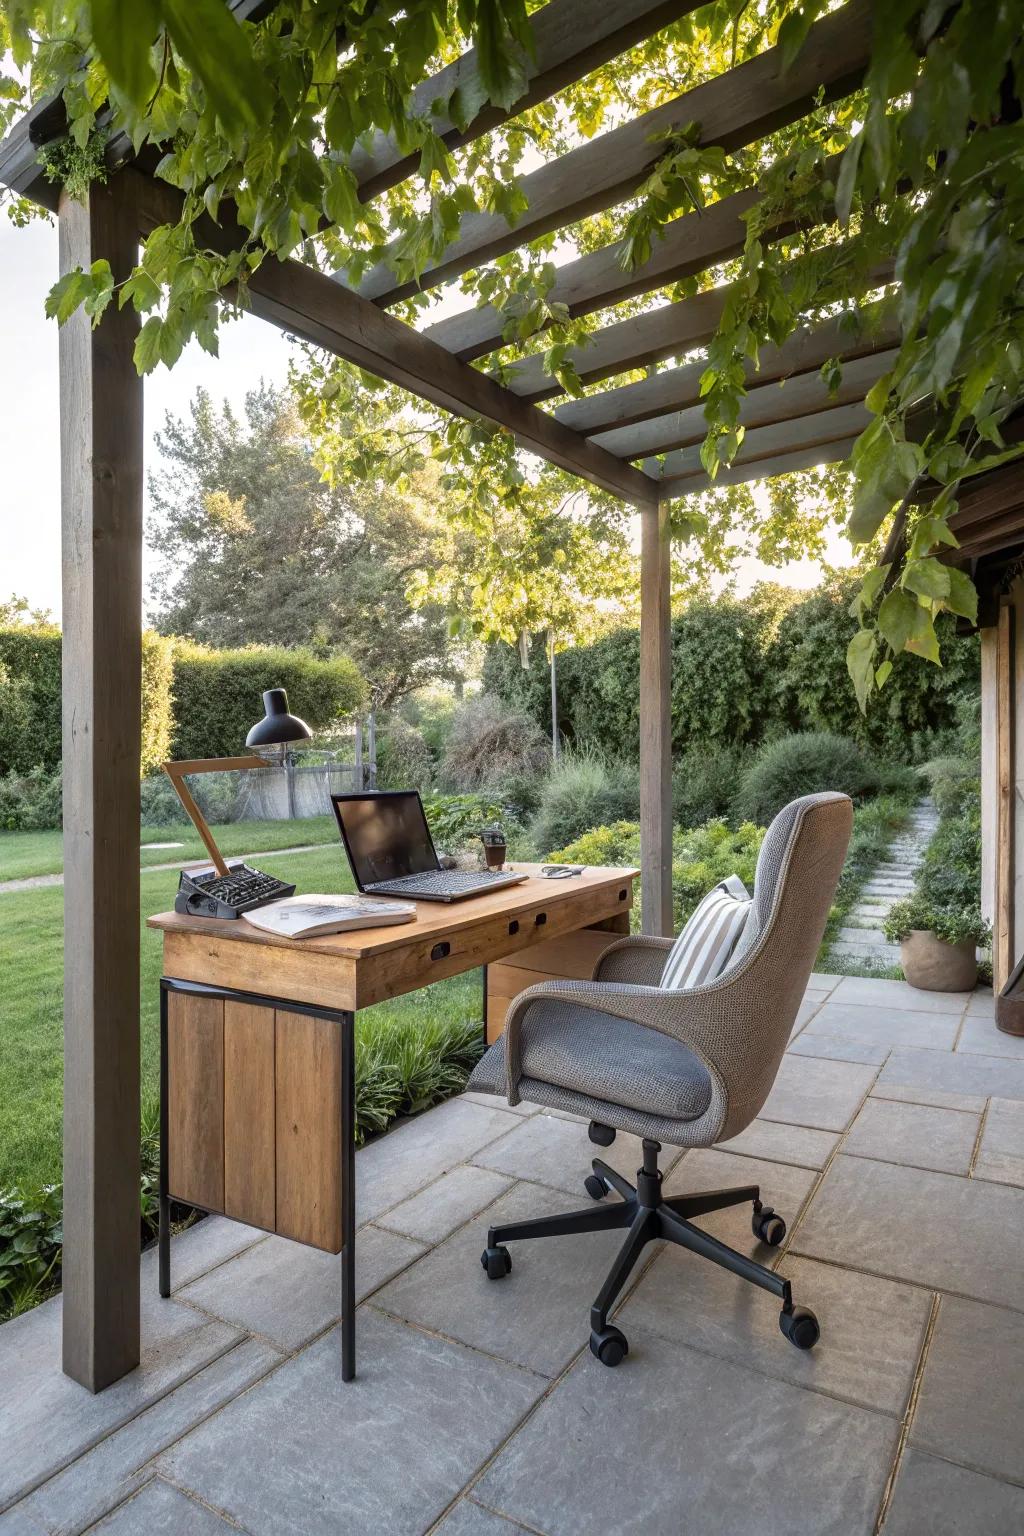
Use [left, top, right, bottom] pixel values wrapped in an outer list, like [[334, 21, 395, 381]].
[[246, 688, 312, 761]]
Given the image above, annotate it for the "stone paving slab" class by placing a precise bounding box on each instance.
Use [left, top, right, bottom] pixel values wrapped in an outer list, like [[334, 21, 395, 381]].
[[0, 1276, 244, 1514], [474, 1323, 898, 1536], [803, 1001, 960, 1053], [85, 1478, 236, 1534], [791, 1155, 1024, 1310], [374, 1165, 516, 1246], [877, 1046, 1024, 1105], [883, 1450, 1024, 1535], [662, 1149, 816, 1259], [433, 1499, 526, 1535], [158, 1311, 545, 1536], [355, 1098, 525, 1225], [911, 1294, 1024, 1485], [973, 1097, 1024, 1187], [830, 976, 970, 1013], [957, 1015, 1024, 1060], [619, 1251, 930, 1417], [843, 1097, 980, 1176], [469, 1110, 682, 1196], [373, 1180, 638, 1378], [716, 1117, 839, 1170], [758, 1053, 878, 1132], [179, 1222, 424, 1351], [9, 1337, 280, 1536], [788, 1031, 891, 1066]]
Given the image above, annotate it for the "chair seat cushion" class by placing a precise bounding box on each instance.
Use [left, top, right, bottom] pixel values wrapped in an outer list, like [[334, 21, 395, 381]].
[[471, 1000, 713, 1121]]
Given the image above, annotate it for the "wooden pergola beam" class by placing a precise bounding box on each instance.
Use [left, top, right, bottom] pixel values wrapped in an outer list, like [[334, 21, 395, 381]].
[[553, 304, 901, 436], [597, 348, 897, 461], [660, 433, 860, 497], [424, 177, 809, 362], [352, 0, 872, 305], [134, 174, 656, 506], [507, 251, 893, 404], [649, 400, 869, 481], [350, 0, 704, 201]]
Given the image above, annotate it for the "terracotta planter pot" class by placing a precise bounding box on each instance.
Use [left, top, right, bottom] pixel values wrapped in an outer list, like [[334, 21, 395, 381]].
[[900, 928, 977, 992]]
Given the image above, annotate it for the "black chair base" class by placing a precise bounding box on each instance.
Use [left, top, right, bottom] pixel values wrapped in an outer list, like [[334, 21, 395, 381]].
[[481, 1129, 820, 1367]]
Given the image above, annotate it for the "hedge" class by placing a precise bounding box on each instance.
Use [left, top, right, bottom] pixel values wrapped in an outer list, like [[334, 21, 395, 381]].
[[0, 628, 366, 775], [483, 574, 979, 761], [169, 642, 366, 759]]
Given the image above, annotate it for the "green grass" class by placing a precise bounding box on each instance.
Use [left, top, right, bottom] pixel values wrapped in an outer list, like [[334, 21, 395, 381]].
[[0, 844, 483, 1190], [0, 815, 338, 882]]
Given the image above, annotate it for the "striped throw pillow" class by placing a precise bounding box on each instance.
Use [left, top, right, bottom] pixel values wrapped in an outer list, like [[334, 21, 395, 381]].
[[660, 873, 752, 992]]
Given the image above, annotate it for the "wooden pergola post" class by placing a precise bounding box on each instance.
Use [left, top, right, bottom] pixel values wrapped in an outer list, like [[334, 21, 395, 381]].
[[59, 179, 144, 1391], [640, 497, 673, 935]]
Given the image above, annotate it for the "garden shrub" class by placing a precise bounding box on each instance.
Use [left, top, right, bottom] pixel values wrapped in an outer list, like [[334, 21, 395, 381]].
[[439, 692, 550, 792], [170, 642, 366, 759], [551, 817, 764, 930], [375, 717, 436, 790], [672, 744, 752, 828], [920, 755, 977, 817], [0, 627, 179, 777], [421, 791, 519, 852], [734, 732, 881, 825], [0, 625, 62, 773], [0, 766, 63, 831], [483, 575, 979, 761], [528, 751, 640, 856]]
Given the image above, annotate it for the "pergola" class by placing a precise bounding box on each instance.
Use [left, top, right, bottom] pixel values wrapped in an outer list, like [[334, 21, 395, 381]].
[[0, 0, 938, 1394]]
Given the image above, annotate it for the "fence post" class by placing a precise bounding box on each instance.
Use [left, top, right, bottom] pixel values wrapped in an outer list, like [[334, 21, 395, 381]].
[[354, 718, 363, 790], [367, 711, 377, 788]]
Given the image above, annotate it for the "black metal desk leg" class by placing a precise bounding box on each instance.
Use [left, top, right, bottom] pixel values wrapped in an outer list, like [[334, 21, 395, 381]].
[[158, 982, 171, 1299], [341, 1008, 356, 1381]]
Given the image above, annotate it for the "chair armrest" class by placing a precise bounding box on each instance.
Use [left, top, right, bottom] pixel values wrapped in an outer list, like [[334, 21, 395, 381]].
[[502, 976, 698, 1104], [593, 935, 673, 986]]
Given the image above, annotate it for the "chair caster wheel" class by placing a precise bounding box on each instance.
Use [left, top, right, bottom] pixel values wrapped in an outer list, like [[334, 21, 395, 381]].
[[480, 1245, 512, 1280], [780, 1306, 820, 1350], [752, 1205, 786, 1246], [589, 1326, 628, 1367], [584, 1173, 607, 1201]]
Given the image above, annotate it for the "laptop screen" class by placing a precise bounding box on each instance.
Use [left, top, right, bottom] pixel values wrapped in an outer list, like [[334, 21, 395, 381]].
[[331, 791, 440, 888]]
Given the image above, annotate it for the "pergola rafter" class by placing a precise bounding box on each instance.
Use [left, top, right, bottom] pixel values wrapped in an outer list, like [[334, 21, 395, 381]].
[[0, 0, 915, 1397]]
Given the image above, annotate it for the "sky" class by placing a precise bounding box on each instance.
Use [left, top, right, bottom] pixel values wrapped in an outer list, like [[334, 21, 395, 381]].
[[0, 210, 853, 625]]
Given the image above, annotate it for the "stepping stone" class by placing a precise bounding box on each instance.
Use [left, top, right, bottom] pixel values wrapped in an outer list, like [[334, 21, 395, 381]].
[[837, 927, 890, 945]]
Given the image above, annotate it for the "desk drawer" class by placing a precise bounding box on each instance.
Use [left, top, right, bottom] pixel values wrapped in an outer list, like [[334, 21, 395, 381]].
[[167, 992, 342, 1253]]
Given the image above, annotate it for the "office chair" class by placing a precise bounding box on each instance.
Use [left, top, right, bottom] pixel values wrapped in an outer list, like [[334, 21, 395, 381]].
[[467, 792, 852, 1366]]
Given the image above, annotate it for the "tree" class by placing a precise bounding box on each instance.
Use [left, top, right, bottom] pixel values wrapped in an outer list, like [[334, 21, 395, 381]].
[[147, 384, 467, 708]]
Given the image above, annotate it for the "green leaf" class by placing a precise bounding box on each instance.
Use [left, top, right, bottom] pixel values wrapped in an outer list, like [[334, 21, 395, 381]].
[[905, 610, 941, 664], [944, 568, 978, 624], [875, 658, 893, 688], [45, 269, 91, 325], [903, 558, 951, 603], [877, 588, 920, 652], [846, 628, 876, 713], [159, 0, 265, 133], [134, 314, 164, 374], [90, 0, 160, 107], [847, 485, 893, 546]]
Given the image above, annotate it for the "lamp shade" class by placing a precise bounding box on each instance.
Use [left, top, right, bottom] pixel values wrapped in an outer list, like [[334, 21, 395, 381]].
[[245, 688, 313, 750]]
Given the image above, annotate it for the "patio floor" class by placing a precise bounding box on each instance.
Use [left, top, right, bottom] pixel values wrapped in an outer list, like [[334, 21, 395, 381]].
[[3, 974, 1024, 1535]]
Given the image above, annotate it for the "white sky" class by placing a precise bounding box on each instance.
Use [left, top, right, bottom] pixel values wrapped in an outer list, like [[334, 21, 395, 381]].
[[0, 212, 853, 624]]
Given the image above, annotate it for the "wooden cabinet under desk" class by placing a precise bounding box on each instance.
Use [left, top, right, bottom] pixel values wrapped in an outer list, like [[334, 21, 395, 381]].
[[149, 861, 638, 1380]]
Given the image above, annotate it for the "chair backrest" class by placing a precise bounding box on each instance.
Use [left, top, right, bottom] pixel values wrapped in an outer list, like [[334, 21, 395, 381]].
[[681, 791, 852, 1141]]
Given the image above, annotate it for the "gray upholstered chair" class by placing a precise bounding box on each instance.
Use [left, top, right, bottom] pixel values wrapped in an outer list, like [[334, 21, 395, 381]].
[[468, 791, 853, 1367]]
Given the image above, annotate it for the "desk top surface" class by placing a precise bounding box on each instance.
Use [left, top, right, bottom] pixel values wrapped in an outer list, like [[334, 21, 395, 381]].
[[148, 863, 639, 960]]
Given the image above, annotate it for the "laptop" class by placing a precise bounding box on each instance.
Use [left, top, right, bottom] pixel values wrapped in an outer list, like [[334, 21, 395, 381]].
[[331, 790, 529, 902]]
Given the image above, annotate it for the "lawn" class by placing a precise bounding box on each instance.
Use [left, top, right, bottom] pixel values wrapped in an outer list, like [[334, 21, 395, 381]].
[[0, 843, 483, 1190], [0, 814, 338, 882]]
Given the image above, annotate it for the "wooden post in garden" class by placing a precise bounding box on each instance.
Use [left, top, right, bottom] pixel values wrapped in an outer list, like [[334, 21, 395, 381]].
[[639, 497, 673, 936], [59, 179, 144, 1391]]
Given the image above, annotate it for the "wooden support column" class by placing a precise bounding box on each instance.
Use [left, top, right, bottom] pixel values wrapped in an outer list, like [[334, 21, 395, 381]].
[[59, 179, 144, 1390], [639, 498, 673, 935], [996, 600, 1016, 991]]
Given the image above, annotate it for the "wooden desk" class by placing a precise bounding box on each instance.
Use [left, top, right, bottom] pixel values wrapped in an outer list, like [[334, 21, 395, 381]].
[[148, 863, 637, 1380]]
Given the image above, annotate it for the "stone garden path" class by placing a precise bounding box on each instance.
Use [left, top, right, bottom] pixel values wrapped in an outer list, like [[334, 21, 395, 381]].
[[828, 798, 939, 970]]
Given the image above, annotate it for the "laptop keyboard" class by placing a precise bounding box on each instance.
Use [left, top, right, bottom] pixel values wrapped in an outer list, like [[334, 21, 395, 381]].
[[368, 869, 520, 896]]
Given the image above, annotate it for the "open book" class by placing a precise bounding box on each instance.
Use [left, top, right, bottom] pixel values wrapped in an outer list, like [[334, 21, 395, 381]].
[[242, 893, 416, 940]]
